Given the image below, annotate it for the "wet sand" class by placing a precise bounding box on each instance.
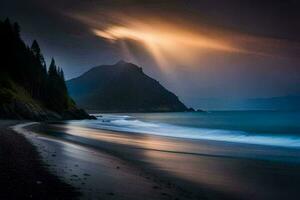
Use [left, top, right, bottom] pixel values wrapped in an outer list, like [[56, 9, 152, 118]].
[[0, 120, 79, 199], [15, 122, 300, 200], [14, 122, 192, 200]]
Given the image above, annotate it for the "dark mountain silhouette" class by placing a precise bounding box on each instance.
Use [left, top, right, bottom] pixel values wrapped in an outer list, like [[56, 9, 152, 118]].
[[67, 61, 189, 112], [0, 19, 93, 120]]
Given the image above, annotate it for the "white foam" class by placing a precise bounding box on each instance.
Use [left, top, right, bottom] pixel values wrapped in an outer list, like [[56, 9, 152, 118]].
[[70, 115, 300, 148]]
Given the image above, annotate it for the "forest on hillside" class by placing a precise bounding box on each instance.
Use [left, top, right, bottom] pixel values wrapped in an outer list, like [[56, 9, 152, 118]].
[[0, 19, 91, 120]]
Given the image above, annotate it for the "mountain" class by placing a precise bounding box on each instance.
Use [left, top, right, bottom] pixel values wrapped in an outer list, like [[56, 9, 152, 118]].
[[67, 61, 189, 112], [0, 19, 93, 120]]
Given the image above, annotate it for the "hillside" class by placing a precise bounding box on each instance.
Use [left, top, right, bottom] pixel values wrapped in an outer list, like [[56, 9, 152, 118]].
[[0, 19, 92, 120], [67, 61, 189, 112]]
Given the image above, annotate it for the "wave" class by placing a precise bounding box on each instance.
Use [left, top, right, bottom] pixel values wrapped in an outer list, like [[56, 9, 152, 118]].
[[68, 114, 300, 148]]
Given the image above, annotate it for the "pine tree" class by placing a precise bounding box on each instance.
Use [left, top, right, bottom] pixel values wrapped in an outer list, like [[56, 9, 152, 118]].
[[0, 19, 76, 115], [48, 58, 57, 77], [13, 22, 20, 38], [31, 40, 46, 68]]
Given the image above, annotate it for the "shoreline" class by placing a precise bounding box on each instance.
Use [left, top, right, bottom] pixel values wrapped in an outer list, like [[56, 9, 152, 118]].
[[26, 121, 300, 200], [0, 120, 79, 199], [13, 122, 195, 200], [4, 120, 300, 200]]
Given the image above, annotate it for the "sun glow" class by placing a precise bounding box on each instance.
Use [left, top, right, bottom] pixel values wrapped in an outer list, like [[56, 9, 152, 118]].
[[68, 10, 292, 70], [93, 26, 235, 51], [91, 20, 241, 68]]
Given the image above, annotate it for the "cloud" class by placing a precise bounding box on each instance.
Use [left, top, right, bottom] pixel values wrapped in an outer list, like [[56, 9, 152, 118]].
[[67, 10, 300, 71]]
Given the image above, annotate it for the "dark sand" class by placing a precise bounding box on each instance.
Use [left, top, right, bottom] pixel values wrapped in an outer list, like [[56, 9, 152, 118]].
[[0, 120, 79, 200], [14, 122, 192, 200], [12, 122, 300, 200]]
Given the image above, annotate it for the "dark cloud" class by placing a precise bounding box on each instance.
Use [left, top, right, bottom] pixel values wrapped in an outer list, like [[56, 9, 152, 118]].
[[1, 0, 299, 109]]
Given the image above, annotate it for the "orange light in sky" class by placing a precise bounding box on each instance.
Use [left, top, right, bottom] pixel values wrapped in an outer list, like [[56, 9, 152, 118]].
[[68, 10, 293, 70], [91, 20, 241, 68]]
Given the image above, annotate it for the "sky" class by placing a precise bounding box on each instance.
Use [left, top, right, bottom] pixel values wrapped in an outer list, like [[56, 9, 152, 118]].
[[1, 0, 300, 110]]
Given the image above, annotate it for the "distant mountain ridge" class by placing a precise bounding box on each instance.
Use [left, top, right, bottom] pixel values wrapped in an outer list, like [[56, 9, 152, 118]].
[[67, 61, 189, 112]]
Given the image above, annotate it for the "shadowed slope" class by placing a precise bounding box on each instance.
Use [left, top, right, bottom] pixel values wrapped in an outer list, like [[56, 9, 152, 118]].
[[67, 61, 188, 112]]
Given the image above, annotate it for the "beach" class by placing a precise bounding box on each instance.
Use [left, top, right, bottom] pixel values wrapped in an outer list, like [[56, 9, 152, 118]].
[[2, 2, 299, 199], [11, 115, 300, 200], [0, 120, 79, 199], [13, 122, 194, 200]]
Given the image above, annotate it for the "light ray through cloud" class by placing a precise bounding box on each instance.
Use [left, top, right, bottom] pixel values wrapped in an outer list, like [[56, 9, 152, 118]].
[[67, 10, 298, 72], [91, 21, 241, 68]]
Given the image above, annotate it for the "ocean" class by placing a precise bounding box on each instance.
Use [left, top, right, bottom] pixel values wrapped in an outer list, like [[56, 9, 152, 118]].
[[27, 111, 300, 199], [68, 111, 300, 148]]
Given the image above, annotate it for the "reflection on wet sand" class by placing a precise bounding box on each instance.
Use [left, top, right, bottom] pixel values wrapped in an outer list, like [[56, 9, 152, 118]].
[[36, 123, 300, 200], [15, 123, 191, 200]]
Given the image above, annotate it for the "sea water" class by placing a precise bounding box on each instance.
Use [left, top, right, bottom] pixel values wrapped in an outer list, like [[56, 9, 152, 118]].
[[68, 111, 300, 148]]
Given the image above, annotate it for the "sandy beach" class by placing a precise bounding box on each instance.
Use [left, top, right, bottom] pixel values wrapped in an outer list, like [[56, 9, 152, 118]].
[[10, 121, 300, 200], [2, 2, 299, 199], [13, 122, 194, 200], [0, 120, 79, 199]]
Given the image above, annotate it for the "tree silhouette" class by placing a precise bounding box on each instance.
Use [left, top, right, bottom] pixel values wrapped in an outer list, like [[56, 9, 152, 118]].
[[0, 18, 75, 114], [31, 40, 46, 68]]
